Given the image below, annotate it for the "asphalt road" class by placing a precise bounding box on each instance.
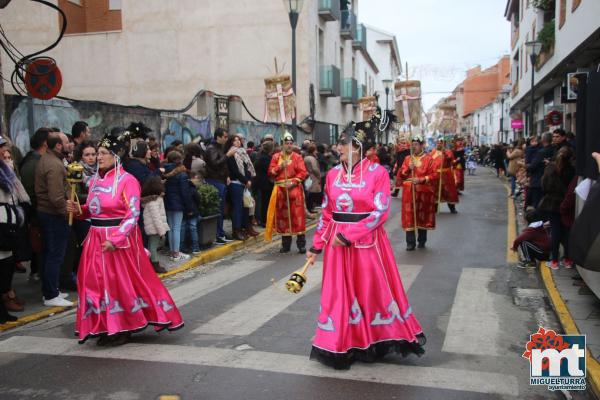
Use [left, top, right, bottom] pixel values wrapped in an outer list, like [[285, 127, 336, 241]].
[[0, 169, 592, 400]]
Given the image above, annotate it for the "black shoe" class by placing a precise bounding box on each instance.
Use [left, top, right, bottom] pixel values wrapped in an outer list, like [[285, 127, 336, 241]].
[[221, 235, 234, 243], [0, 313, 17, 324], [298, 248, 306, 254], [406, 244, 416, 251], [214, 238, 226, 245], [450, 209, 458, 214], [279, 248, 291, 253], [417, 243, 426, 249]]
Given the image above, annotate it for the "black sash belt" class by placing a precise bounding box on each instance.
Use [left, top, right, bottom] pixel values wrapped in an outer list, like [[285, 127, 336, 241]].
[[91, 218, 123, 227], [332, 212, 370, 223]]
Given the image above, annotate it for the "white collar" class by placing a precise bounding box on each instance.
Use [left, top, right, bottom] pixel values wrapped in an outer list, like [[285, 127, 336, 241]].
[[528, 221, 544, 228]]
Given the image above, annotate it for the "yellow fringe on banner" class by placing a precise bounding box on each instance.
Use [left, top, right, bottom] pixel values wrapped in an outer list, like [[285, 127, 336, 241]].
[[264, 186, 280, 242]]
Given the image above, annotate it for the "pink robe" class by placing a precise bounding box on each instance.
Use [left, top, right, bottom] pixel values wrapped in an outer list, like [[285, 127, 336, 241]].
[[309, 159, 425, 369], [75, 168, 183, 342]]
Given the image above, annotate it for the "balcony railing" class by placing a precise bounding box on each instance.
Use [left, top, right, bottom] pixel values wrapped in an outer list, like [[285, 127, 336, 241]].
[[318, 0, 340, 21], [320, 65, 341, 97], [352, 24, 367, 51], [341, 78, 358, 104], [340, 10, 357, 40]]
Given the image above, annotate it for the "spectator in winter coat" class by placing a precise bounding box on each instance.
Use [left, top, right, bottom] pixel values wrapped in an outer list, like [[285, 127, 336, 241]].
[[527, 133, 555, 209], [512, 210, 550, 268], [539, 146, 576, 270], [142, 176, 169, 274], [253, 140, 274, 227], [163, 151, 194, 261], [304, 144, 321, 213]]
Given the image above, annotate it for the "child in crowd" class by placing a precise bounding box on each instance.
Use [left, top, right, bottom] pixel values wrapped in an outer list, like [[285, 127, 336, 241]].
[[142, 176, 170, 274], [180, 158, 203, 255], [512, 210, 551, 269]]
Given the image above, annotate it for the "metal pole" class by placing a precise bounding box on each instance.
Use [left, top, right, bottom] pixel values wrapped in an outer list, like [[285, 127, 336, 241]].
[[500, 97, 505, 144], [0, 49, 7, 138], [529, 54, 535, 139], [385, 89, 389, 145], [289, 11, 299, 142]]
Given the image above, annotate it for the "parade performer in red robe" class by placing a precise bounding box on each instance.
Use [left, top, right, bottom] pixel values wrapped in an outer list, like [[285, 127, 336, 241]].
[[265, 131, 309, 253], [453, 137, 466, 193], [399, 136, 438, 251], [430, 136, 459, 214], [392, 133, 411, 197], [69, 129, 183, 346], [306, 121, 425, 370]]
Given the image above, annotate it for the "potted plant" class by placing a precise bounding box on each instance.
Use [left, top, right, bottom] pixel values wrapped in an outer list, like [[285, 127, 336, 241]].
[[197, 183, 221, 248]]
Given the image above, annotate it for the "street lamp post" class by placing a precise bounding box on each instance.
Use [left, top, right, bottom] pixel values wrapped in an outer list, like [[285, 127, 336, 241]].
[[282, 0, 304, 141], [382, 79, 393, 145], [500, 96, 505, 143], [525, 41, 542, 139]]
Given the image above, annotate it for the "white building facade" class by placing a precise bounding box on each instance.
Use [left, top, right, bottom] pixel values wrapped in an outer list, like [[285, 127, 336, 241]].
[[1, 0, 397, 144]]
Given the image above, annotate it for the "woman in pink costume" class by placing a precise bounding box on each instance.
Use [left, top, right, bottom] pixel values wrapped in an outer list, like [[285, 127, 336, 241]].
[[69, 129, 183, 345], [306, 121, 425, 369]]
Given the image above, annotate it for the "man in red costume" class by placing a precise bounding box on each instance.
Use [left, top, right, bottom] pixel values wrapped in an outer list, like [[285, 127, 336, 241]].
[[266, 132, 309, 253], [430, 136, 459, 214], [453, 137, 466, 193], [399, 136, 438, 251]]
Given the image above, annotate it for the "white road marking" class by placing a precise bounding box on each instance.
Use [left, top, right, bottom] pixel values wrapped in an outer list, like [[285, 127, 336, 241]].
[[192, 262, 324, 336], [0, 336, 519, 397], [168, 261, 273, 307], [442, 268, 503, 356]]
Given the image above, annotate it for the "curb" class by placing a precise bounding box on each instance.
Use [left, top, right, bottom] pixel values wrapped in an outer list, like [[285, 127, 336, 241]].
[[540, 263, 600, 399], [0, 221, 319, 332]]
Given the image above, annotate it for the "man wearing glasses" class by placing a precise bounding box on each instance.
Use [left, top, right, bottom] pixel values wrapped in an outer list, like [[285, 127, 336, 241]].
[[266, 132, 308, 253]]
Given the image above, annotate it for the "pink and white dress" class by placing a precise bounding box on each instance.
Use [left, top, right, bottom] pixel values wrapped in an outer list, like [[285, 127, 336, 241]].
[[309, 159, 425, 369], [75, 168, 183, 343]]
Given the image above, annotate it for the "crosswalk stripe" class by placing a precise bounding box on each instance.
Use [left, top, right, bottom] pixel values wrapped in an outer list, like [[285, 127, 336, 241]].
[[442, 268, 503, 356], [168, 260, 273, 307], [192, 262, 422, 337], [192, 262, 324, 336], [0, 335, 519, 397]]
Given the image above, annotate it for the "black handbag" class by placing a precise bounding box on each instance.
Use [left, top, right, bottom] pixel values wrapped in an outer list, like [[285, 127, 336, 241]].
[[0, 195, 25, 252], [569, 182, 600, 270]]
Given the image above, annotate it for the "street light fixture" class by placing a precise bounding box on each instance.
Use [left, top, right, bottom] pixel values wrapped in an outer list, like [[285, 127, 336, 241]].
[[382, 79, 393, 145], [282, 0, 305, 141], [525, 40, 542, 138], [499, 84, 511, 144]]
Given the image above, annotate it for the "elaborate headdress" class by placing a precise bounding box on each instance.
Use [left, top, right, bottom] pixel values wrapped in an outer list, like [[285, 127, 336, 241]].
[[126, 122, 152, 140], [411, 134, 425, 144], [282, 131, 294, 143], [95, 127, 129, 197]]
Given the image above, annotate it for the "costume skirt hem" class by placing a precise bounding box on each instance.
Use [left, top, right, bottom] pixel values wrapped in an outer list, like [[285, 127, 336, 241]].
[[309, 333, 426, 370], [75, 321, 185, 344]]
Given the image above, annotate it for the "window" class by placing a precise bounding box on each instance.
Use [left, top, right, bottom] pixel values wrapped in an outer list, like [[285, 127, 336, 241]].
[[109, 0, 121, 11]]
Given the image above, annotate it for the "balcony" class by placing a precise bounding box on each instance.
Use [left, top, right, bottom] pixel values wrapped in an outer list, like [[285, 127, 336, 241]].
[[341, 78, 358, 104], [320, 65, 341, 97], [340, 10, 357, 40], [357, 84, 367, 99], [318, 0, 340, 21], [352, 24, 367, 52]]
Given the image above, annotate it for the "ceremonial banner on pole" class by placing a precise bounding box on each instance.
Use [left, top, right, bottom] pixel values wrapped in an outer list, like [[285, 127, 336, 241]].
[[394, 80, 421, 127], [358, 96, 378, 121], [264, 75, 296, 123]]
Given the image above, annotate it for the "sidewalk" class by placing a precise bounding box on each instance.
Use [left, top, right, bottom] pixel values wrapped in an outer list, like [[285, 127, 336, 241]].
[[511, 183, 600, 398], [1, 215, 320, 332]]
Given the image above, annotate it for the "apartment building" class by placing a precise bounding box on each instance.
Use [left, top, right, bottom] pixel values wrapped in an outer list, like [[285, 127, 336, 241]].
[[505, 0, 600, 135]]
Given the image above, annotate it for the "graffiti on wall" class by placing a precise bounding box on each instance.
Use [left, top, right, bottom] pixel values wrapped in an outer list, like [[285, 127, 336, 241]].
[[6, 95, 210, 154], [231, 121, 282, 145]]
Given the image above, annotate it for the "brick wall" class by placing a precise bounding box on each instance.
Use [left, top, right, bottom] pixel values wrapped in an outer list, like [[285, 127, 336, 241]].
[[58, 0, 121, 34]]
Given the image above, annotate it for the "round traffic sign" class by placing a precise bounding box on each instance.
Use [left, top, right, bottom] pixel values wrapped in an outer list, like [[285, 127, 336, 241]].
[[24, 58, 62, 100]]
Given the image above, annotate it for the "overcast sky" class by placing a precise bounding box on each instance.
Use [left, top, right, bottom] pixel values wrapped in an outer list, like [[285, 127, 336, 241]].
[[358, 0, 511, 110]]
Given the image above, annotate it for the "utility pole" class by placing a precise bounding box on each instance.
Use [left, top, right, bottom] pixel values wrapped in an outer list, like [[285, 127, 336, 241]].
[[0, 48, 7, 138]]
